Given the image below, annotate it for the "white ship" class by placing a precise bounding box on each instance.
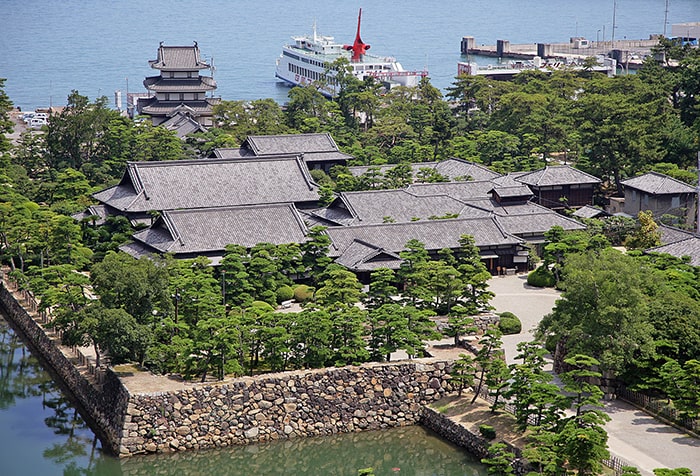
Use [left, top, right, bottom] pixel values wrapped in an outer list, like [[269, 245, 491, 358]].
[[275, 9, 428, 97]]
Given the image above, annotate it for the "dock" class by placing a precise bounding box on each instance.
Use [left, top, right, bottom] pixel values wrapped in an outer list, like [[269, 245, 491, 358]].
[[460, 35, 662, 71]]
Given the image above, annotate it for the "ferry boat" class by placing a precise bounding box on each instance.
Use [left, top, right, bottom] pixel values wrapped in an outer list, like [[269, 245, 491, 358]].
[[275, 9, 428, 97]]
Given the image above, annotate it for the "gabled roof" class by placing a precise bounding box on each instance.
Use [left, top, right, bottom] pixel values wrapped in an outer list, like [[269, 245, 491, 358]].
[[244, 133, 339, 156], [492, 172, 530, 187], [348, 158, 501, 182], [138, 98, 220, 115], [129, 203, 309, 255], [515, 165, 602, 187], [149, 42, 210, 71], [658, 224, 696, 245], [331, 189, 489, 225], [92, 156, 319, 213], [326, 216, 522, 257], [407, 180, 497, 201], [489, 185, 533, 199], [647, 236, 700, 266], [160, 111, 208, 138], [495, 211, 586, 237], [621, 172, 696, 195], [572, 205, 609, 219], [333, 240, 403, 271]]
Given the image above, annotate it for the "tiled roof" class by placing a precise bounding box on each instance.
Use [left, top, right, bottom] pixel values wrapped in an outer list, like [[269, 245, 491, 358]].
[[160, 112, 207, 138], [130, 204, 309, 254], [516, 165, 602, 187], [337, 189, 485, 225], [143, 76, 217, 92], [333, 240, 403, 271], [211, 148, 251, 159], [490, 185, 533, 199], [572, 205, 609, 219], [149, 43, 210, 71], [348, 158, 501, 182], [326, 217, 522, 257], [496, 211, 586, 237], [138, 98, 220, 115], [92, 156, 319, 213], [245, 133, 339, 155], [658, 224, 696, 245], [492, 172, 529, 187], [621, 172, 696, 195], [407, 180, 497, 201], [647, 236, 700, 266]]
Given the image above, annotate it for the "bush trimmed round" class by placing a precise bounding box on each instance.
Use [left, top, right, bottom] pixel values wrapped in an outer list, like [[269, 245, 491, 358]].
[[498, 313, 522, 335], [293, 284, 314, 302], [479, 424, 496, 440], [276, 285, 294, 304], [527, 266, 556, 287]]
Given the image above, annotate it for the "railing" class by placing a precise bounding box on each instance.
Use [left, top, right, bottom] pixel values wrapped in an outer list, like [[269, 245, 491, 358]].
[[618, 386, 699, 434]]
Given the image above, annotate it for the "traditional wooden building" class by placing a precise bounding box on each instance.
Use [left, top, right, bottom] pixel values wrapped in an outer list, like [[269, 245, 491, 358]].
[[136, 42, 220, 133], [509, 165, 601, 210], [212, 133, 352, 172]]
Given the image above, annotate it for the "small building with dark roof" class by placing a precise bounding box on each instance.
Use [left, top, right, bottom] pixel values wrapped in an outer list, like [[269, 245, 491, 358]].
[[646, 236, 700, 266], [212, 133, 352, 172], [513, 165, 601, 210], [136, 42, 220, 131], [621, 172, 697, 226]]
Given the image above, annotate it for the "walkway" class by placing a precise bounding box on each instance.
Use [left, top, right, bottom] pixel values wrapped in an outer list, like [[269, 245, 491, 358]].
[[487, 273, 700, 475]]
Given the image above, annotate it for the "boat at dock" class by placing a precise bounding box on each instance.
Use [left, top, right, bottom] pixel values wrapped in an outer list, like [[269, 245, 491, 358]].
[[275, 8, 428, 97]]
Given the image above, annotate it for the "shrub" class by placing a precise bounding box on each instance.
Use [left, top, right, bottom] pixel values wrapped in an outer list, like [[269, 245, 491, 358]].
[[527, 266, 556, 287], [276, 285, 294, 304], [498, 314, 522, 335], [250, 300, 274, 312], [479, 424, 496, 440], [293, 284, 314, 302]]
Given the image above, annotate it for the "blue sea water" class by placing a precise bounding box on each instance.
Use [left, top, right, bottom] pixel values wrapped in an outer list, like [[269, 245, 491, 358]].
[[0, 0, 697, 111]]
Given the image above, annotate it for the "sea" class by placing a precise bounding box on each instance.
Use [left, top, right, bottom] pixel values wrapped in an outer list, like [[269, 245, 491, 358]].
[[0, 0, 698, 112], [0, 1, 698, 474]]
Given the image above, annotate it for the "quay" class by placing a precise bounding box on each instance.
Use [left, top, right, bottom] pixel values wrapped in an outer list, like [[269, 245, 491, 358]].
[[460, 35, 661, 71]]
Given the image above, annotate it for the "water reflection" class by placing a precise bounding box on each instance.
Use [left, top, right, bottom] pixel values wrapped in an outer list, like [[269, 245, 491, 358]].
[[0, 315, 486, 476]]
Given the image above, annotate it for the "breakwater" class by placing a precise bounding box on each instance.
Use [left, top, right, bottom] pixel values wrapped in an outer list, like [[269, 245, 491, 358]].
[[0, 279, 460, 457]]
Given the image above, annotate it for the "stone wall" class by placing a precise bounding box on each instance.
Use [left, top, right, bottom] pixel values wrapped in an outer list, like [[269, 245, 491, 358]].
[[1, 280, 470, 459], [421, 407, 530, 475], [0, 283, 129, 455], [120, 361, 452, 456]]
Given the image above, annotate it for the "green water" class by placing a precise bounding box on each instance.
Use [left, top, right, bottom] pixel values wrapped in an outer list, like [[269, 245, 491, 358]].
[[0, 315, 487, 476]]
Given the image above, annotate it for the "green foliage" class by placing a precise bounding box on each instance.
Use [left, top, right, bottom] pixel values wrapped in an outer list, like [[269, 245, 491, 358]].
[[653, 468, 693, 476], [498, 313, 522, 335], [527, 266, 555, 287], [293, 284, 315, 302], [479, 424, 496, 440], [481, 442, 515, 475], [275, 285, 294, 304]]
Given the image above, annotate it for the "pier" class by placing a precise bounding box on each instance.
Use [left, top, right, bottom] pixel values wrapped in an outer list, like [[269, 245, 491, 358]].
[[460, 35, 662, 72]]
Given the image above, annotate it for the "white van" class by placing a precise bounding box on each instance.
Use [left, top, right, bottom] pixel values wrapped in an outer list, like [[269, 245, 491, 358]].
[[29, 118, 47, 129]]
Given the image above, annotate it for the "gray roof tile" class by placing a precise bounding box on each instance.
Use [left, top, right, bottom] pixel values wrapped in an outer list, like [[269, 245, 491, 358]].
[[93, 156, 319, 212], [621, 172, 696, 195], [130, 203, 308, 254], [407, 180, 497, 201], [516, 165, 602, 186], [149, 43, 210, 71], [647, 236, 700, 266], [245, 133, 339, 155], [349, 158, 501, 182], [326, 217, 522, 257]]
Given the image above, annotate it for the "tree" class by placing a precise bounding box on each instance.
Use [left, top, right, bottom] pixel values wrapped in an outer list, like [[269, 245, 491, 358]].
[[0, 78, 14, 154], [450, 353, 476, 396], [398, 239, 431, 306], [481, 442, 515, 476], [624, 210, 661, 250], [538, 248, 655, 377], [471, 328, 503, 404]]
